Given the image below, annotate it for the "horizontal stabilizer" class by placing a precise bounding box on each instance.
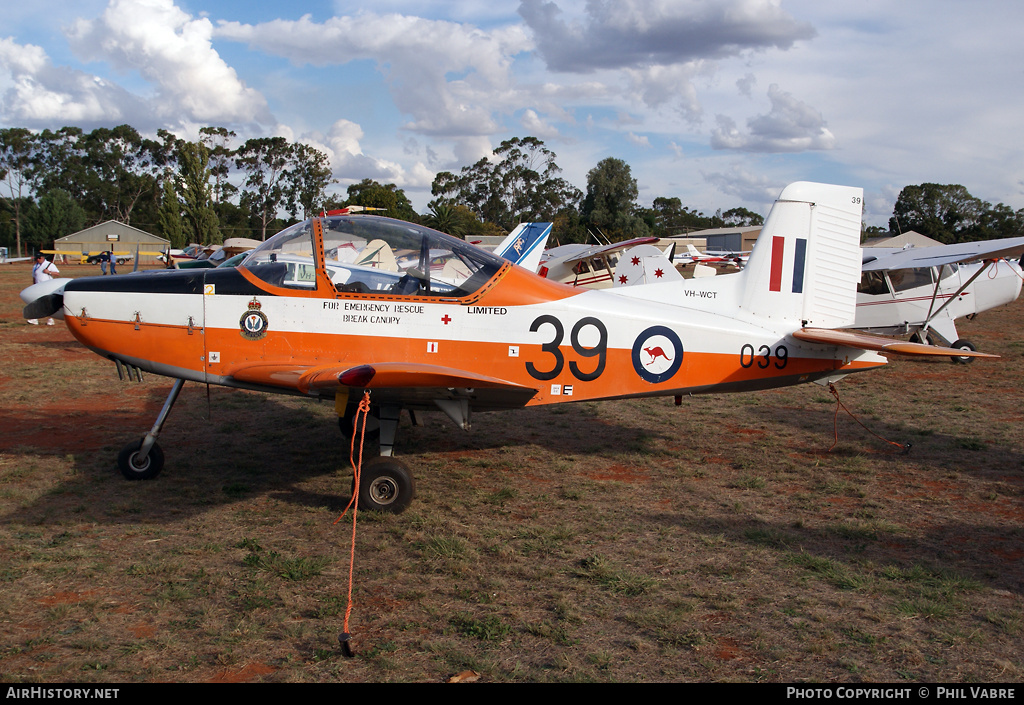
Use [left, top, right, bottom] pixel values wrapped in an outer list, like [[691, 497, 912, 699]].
[[793, 328, 999, 359]]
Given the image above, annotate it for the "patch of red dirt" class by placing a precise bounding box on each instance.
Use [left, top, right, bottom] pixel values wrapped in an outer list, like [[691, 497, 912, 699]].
[[130, 624, 157, 638], [586, 463, 646, 483], [208, 662, 278, 683], [712, 636, 745, 661]]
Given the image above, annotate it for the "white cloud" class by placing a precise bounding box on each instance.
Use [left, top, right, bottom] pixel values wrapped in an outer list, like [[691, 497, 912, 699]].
[[65, 0, 270, 126], [710, 84, 834, 153], [520, 108, 558, 138], [214, 12, 532, 138], [518, 0, 815, 72], [0, 37, 144, 125], [624, 64, 703, 121]]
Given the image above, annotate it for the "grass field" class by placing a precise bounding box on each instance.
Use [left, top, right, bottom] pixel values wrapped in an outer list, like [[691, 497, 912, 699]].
[[0, 261, 1021, 683]]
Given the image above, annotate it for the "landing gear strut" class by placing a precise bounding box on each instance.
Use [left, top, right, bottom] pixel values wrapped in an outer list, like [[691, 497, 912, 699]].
[[117, 377, 184, 480], [339, 400, 416, 513]]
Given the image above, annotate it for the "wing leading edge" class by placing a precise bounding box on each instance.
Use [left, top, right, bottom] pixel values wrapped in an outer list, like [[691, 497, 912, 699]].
[[228, 361, 539, 410], [793, 328, 999, 358]]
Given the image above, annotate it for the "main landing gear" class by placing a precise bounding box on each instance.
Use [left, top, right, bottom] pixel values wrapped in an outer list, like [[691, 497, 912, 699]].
[[116, 379, 417, 514], [338, 401, 416, 514]]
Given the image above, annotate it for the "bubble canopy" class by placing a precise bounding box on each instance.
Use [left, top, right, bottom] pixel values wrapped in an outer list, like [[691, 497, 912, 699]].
[[240, 215, 505, 297]]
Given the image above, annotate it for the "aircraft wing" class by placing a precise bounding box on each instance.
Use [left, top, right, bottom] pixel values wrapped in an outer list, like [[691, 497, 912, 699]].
[[554, 237, 660, 266], [229, 361, 539, 409], [793, 328, 999, 358], [861, 236, 1024, 272]]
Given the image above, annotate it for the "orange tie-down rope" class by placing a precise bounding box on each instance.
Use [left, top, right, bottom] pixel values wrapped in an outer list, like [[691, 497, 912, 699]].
[[332, 390, 373, 657], [827, 382, 909, 454]]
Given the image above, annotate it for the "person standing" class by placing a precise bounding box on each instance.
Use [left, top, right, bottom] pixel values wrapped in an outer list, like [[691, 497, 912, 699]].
[[99, 251, 108, 275], [108, 250, 117, 275], [27, 253, 60, 326]]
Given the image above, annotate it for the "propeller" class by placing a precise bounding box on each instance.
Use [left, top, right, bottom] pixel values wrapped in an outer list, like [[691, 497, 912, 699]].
[[20, 278, 70, 320], [23, 293, 64, 319]]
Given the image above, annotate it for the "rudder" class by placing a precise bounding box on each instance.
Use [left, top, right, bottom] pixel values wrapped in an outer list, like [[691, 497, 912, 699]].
[[740, 182, 863, 328]]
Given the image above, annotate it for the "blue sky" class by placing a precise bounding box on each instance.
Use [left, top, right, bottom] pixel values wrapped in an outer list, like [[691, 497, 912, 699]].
[[2, 0, 1022, 227]]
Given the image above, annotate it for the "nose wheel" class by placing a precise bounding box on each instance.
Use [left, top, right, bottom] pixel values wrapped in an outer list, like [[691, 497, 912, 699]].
[[118, 437, 165, 480], [116, 377, 184, 481]]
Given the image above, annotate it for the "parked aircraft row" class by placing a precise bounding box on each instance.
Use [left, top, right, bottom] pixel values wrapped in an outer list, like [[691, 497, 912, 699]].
[[20, 182, 1006, 514]]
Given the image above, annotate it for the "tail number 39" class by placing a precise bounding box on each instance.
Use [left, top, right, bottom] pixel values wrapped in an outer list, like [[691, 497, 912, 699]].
[[740, 343, 788, 370], [526, 316, 608, 382]]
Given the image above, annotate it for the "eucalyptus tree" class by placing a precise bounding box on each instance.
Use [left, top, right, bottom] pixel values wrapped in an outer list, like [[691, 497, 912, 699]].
[[430, 136, 580, 230], [235, 136, 292, 240], [0, 127, 38, 256], [199, 126, 237, 205], [286, 143, 334, 220]]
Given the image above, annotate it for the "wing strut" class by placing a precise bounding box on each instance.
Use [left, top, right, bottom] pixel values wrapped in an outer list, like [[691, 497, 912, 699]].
[[921, 259, 999, 339]]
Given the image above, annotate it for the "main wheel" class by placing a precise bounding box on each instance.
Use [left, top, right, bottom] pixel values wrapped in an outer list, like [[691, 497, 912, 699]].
[[356, 456, 415, 513], [950, 339, 976, 364], [117, 438, 165, 480]]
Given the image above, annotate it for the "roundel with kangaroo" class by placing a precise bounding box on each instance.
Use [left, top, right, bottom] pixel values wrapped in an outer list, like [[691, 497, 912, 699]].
[[631, 325, 683, 384]]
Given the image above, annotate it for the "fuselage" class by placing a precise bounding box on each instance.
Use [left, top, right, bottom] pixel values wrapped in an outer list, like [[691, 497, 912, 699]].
[[58, 214, 883, 412], [854, 258, 1022, 342]]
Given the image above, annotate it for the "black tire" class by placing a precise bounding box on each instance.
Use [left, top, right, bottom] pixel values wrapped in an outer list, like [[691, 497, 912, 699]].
[[950, 339, 976, 365], [356, 456, 415, 513], [118, 438, 165, 480]]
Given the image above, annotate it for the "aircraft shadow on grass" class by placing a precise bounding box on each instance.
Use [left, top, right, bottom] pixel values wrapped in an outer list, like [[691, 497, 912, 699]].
[[0, 383, 668, 526]]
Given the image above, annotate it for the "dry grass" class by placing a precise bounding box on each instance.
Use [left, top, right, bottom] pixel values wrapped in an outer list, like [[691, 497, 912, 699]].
[[0, 261, 1021, 683]]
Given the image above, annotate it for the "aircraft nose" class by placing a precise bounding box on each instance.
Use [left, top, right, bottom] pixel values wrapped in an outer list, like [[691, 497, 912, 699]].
[[20, 278, 70, 319]]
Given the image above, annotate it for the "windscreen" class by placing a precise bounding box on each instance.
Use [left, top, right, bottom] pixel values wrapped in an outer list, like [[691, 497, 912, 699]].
[[241, 215, 505, 297]]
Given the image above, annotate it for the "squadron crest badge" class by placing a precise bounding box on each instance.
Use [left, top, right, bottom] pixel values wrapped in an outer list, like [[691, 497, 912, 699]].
[[239, 297, 269, 340]]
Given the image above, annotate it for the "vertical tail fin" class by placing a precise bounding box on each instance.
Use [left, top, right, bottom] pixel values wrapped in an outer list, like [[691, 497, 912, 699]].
[[741, 182, 863, 328], [494, 222, 552, 272]]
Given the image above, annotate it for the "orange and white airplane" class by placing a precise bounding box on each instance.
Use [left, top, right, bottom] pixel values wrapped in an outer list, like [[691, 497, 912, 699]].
[[20, 182, 995, 512]]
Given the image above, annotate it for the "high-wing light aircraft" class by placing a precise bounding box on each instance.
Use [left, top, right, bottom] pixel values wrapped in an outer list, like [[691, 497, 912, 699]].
[[21, 182, 996, 513], [854, 238, 1024, 361], [537, 237, 663, 288]]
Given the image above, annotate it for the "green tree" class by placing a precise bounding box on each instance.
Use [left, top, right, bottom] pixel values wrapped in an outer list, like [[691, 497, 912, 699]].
[[344, 179, 418, 222], [157, 179, 185, 249], [199, 126, 237, 205], [975, 201, 1024, 240], [721, 207, 763, 227], [235, 136, 292, 240], [430, 136, 580, 230], [890, 183, 986, 243], [581, 157, 648, 241], [0, 127, 39, 256], [287, 143, 335, 220], [176, 141, 220, 245]]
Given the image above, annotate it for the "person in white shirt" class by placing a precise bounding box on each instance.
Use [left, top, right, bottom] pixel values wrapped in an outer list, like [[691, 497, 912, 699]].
[[27, 254, 60, 326]]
